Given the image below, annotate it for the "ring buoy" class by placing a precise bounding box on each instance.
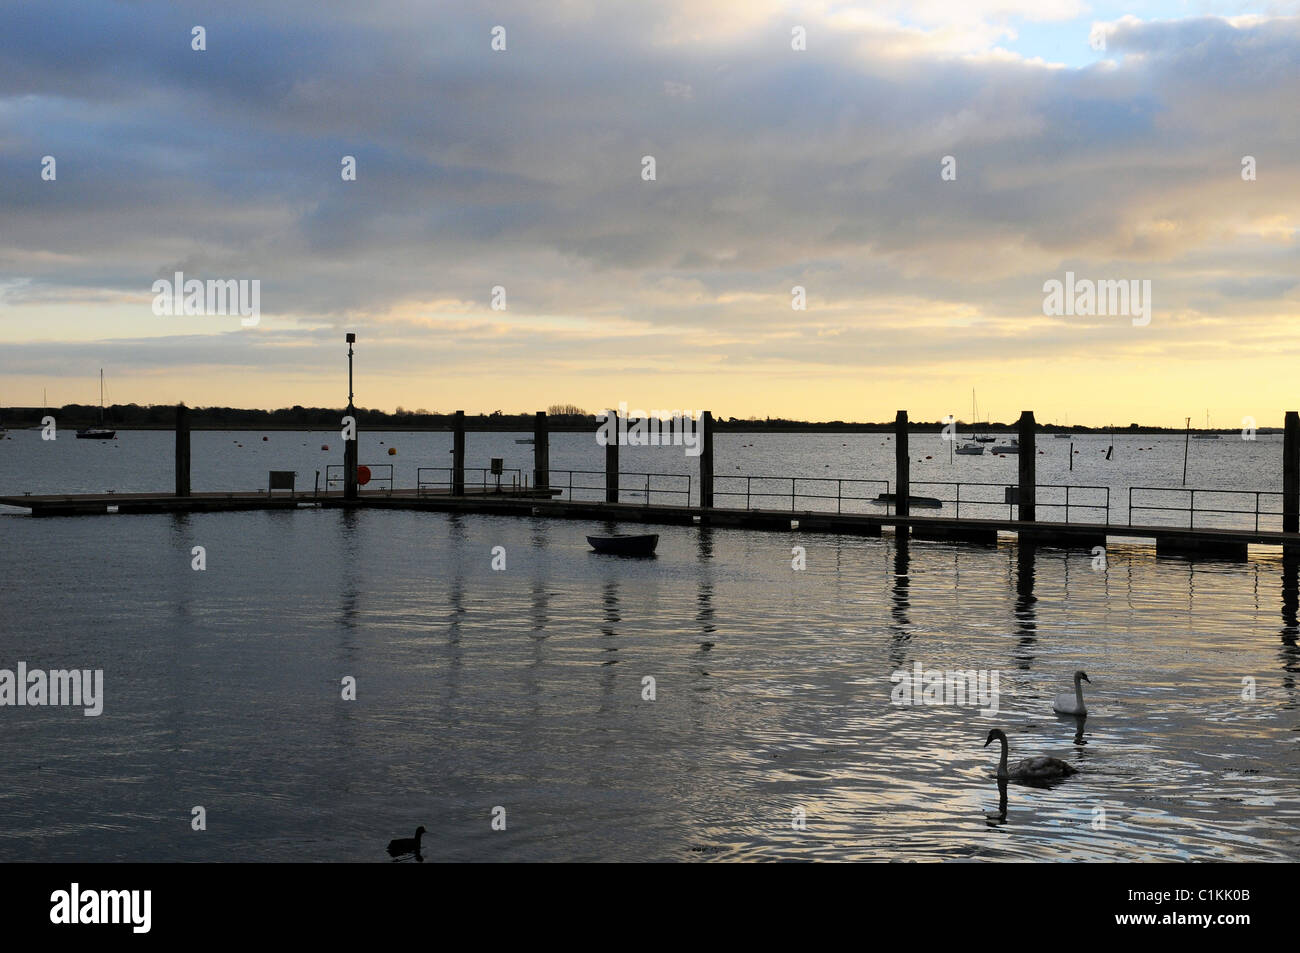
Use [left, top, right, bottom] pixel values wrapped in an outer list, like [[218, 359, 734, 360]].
[[357, 465, 372, 486]]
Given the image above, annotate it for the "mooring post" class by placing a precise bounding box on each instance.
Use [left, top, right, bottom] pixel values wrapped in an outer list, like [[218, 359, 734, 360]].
[[699, 411, 714, 509], [1017, 410, 1036, 521], [534, 411, 550, 490], [1285, 411, 1299, 534], [605, 408, 619, 503], [894, 410, 909, 517], [344, 413, 358, 500], [175, 403, 191, 497], [344, 332, 358, 500], [452, 410, 466, 496]]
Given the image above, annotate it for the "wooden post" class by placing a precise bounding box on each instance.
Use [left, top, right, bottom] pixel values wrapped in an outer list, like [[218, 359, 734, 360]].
[[344, 406, 358, 499], [1285, 411, 1299, 533], [605, 409, 619, 503], [534, 411, 550, 490], [452, 410, 465, 496], [699, 411, 714, 508], [1017, 410, 1036, 521], [174, 403, 190, 497], [894, 410, 909, 517]]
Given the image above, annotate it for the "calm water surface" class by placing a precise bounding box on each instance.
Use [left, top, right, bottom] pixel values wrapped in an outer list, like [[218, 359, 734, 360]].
[[0, 431, 1297, 861]]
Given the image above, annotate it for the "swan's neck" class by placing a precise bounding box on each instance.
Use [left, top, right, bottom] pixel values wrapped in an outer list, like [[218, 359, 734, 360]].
[[1074, 675, 1086, 707], [997, 737, 1009, 776]]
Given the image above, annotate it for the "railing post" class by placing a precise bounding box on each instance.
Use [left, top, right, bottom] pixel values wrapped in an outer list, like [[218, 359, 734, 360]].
[[534, 411, 550, 490], [1017, 411, 1036, 521], [605, 409, 619, 503], [452, 410, 465, 496], [699, 411, 714, 508], [895, 410, 910, 518], [174, 403, 191, 498], [1285, 411, 1299, 533]]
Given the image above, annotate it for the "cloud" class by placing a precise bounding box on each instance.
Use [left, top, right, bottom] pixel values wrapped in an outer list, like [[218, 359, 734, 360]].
[[1, 3, 1299, 418]]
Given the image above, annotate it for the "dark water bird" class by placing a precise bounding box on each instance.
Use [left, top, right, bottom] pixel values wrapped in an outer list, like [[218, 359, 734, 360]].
[[387, 825, 426, 859], [1053, 670, 1091, 715], [985, 728, 1077, 783]]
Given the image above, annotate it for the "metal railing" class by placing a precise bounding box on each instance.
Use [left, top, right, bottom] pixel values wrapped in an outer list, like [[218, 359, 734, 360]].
[[417, 467, 525, 495], [712, 475, 890, 513], [1128, 486, 1284, 531], [324, 463, 394, 493], [898, 482, 1110, 522], [548, 469, 692, 505]]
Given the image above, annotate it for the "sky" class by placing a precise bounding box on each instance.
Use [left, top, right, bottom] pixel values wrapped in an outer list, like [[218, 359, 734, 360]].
[[2, 0, 1299, 427]]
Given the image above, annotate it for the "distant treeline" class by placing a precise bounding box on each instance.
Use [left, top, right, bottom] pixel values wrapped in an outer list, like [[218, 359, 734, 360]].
[[0, 403, 1249, 434]]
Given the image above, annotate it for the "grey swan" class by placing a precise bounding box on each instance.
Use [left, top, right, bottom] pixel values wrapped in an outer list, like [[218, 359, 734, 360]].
[[985, 728, 1077, 782]]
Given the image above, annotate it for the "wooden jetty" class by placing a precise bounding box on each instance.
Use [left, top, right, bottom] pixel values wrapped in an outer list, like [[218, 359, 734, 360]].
[[4, 404, 1300, 561]]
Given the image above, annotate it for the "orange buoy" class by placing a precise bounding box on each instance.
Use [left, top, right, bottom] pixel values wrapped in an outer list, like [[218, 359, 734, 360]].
[[357, 465, 372, 486], [262, 436, 268, 441], [388, 447, 396, 455], [321, 444, 329, 451]]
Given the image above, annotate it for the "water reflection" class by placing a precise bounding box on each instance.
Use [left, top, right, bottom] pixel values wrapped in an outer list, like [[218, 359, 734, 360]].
[[1013, 544, 1037, 669], [697, 528, 716, 646], [986, 778, 1009, 827], [888, 533, 911, 670]]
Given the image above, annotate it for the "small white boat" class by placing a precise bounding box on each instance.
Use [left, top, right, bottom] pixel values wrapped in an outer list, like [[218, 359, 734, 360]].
[[991, 439, 1020, 454], [956, 442, 984, 455]]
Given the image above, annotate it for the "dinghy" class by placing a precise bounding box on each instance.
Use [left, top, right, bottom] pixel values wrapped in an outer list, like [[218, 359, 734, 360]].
[[587, 533, 659, 556]]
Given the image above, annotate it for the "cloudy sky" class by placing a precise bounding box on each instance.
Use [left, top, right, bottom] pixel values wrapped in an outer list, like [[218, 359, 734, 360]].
[[2, 0, 1299, 426]]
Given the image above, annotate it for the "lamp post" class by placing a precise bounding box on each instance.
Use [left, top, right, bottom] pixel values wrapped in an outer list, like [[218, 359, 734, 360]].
[[344, 333, 358, 500]]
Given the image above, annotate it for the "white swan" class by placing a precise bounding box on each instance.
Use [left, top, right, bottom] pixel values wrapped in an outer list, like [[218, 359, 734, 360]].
[[1052, 670, 1091, 715], [985, 728, 1077, 782]]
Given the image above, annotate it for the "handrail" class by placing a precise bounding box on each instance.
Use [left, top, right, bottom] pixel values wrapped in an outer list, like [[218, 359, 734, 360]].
[[324, 463, 395, 493], [1128, 486, 1283, 531], [547, 469, 692, 505]]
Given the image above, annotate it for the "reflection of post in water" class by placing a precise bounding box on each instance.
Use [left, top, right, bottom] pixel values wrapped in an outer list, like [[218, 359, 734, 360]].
[[600, 579, 620, 646], [337, 507, 361, 634], [1013, 544, 1037, 668], [986, 777, 1009, 827], [1282, 556, 1299, 693], [889, 534, 911, 668], [697, 527, 716, 645]]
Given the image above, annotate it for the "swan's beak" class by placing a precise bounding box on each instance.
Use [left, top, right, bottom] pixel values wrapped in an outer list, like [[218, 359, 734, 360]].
[[983, 736, 993, 747], [1083, 675, 1091, 683]]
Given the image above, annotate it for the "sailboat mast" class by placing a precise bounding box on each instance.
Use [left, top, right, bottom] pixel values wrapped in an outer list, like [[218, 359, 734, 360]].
[[99, 369, 105, 425]]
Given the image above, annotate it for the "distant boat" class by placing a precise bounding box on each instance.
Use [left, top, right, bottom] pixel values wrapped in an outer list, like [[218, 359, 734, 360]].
[[971, 388, 995, 442], [871, 493, 943, 509], [992, 439, 1020, 454], [956, 442, 984, 455], [587, 534, 659, 556], [1192, 409, 1219, 439], [76, 369, 116, 440]]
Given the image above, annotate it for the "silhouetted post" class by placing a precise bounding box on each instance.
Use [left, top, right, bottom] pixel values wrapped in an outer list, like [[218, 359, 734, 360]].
[[534, 411, 549, 490], [699, 411, 714, 508], [451, 411, 466, 496], [344, 332, 358, 500], [605, 409, 619, 503], [894, 410, 909, 517], [1017, 410, 1036, 521], [175, 403, 190, 498], [1285, 411, 1299, 534]]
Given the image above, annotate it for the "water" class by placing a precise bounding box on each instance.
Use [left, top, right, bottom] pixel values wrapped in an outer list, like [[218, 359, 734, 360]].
[[1, 431, 1298, 861]]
